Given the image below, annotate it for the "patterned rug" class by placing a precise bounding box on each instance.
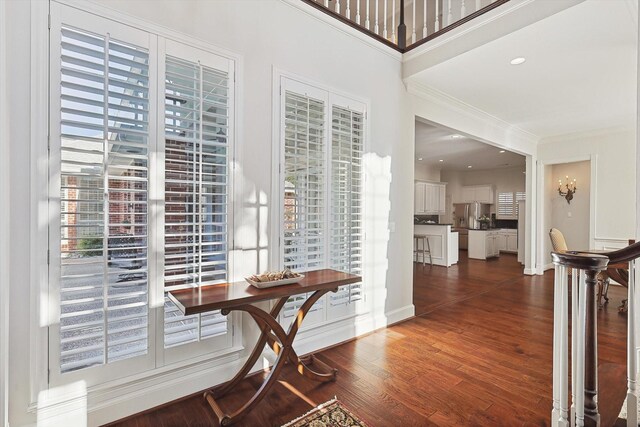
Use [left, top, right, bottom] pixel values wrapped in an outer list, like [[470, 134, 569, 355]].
[[281, 398, 369, 427]]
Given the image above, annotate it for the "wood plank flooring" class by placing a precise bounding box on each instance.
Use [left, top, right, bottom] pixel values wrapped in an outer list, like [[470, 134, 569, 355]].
[[107, 252, 628, 427]]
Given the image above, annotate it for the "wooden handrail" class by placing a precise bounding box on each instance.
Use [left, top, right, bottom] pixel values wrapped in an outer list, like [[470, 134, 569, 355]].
[[299, 0, 511, 53]]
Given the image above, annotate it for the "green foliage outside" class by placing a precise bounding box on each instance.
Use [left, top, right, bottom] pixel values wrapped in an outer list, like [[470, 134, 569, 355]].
[[77, 237, 103, 257]]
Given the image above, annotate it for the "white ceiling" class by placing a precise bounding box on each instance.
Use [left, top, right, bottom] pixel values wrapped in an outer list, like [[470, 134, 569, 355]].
[[409, 0, 637, 139], [415, 120, 525, 171]]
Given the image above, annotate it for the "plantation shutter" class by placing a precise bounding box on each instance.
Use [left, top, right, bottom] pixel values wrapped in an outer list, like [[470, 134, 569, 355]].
[[497, 192, 514, 218], [515, 192, 526, 216], [281, 90, 327, 319], [163, 55, 230, 347], [58, 27, 150, 372], [329, 105, 363, 306]]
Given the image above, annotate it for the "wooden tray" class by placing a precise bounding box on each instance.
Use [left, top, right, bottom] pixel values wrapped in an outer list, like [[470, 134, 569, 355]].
[[245, 275, 305, 289]]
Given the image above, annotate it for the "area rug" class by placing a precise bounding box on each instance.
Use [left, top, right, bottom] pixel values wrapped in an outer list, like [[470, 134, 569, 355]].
[[281, 398, 369, 427]]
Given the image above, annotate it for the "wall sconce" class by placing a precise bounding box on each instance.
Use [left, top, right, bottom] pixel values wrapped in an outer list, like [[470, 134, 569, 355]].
[[558, 175, 577, 204]]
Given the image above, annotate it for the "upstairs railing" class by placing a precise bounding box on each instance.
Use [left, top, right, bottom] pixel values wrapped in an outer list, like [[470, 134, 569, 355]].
[[302, 0, 509, 51], [551, 242, 640, 427]]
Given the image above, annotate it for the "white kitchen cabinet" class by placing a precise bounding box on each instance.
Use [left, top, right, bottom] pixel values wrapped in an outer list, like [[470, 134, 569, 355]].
[[459, 185, 495, 204], [414, 181, 446, 215], [507, 233, 518, 252], [468, 230, 500, 260], [497, 233, 508, 252]]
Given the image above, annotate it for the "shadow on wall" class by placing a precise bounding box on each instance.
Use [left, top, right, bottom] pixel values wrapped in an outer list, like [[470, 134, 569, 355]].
[[363, 152, 392, 331]]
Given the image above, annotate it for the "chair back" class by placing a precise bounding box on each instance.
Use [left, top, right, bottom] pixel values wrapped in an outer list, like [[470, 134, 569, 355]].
[[549, 228, 568, 252]]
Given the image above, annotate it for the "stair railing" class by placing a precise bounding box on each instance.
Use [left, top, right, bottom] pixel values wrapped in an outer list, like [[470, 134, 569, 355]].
[[551, 241, 640, 427], [301, 0, 509, 52]]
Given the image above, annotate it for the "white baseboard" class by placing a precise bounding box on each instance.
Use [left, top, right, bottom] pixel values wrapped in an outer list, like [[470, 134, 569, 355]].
[[524, 268, 535, 275], [544, 263, 554, 271], [49, 305, 416, 426]]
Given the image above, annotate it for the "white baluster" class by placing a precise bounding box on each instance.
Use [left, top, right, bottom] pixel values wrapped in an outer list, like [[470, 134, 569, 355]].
[[345, 0, 351, 19], [356, 0, 361, 24], [575, 270, 587, 427], [476, 0, 481, 12], [422, 0, 427, 38], [627, 259, 638, 427], [324, 0, 329, 7], [391, 0, 396, 42], [411, 0, 416, 43], [461, 0, 466, 18], [335, 0, 340, 13], [447, 0, 453, 27], [435, 0, 440, 32], [365, 0, 371, 29], [571, 268, 578, 426], [383, 0, 388, 39], [375, 0, 380, 34], [552, 265, 571, 427]]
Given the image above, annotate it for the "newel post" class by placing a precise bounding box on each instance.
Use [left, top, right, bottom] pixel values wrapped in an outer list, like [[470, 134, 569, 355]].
[[397, 0, 407, 49]]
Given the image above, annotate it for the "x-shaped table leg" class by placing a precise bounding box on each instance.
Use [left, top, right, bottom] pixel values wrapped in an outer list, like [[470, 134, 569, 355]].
[[203, 287, 338, 426]]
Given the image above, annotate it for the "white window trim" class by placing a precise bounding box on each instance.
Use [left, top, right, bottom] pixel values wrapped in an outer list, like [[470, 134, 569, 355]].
[[28, 0, 246, 418], [271, 69, 371, 331], [0, 0, 10, 424]]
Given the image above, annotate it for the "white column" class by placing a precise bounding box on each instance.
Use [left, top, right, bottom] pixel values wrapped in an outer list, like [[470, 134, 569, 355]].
[[422, 0, 427, 38], [365, 0, 371, 29], [356, 0, 361, 24], [627, 260, 638, 427], [383, 0, 388, 39], [411, 0, 416, 43]]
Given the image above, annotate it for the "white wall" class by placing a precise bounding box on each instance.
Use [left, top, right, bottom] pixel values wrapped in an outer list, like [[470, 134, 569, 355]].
[[5, 1, 414, 425], [549, 161, 591, 254], [414, 161, 441, 181], [538, 127, 636, 243]]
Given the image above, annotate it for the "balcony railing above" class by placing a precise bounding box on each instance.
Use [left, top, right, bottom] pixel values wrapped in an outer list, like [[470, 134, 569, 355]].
[[302, 0, 509, 52]]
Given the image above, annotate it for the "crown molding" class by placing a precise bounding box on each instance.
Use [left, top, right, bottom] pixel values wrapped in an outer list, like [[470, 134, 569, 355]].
[[407, 80, 539, 155], [538, 124, 636, 145]]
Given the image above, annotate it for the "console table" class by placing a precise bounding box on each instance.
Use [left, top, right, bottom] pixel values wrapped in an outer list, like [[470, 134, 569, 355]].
[[168, 269, 361, 426]]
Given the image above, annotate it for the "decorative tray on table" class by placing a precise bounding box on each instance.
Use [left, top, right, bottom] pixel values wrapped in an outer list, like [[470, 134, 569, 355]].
[[245, 269, 304, 289]]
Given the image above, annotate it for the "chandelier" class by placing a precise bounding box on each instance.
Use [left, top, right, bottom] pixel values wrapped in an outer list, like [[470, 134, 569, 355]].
[[558, 176, 577, 204]]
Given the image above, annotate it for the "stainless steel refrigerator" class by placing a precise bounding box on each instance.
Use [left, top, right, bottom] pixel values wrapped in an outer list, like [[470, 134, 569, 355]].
[[453, 202, 491, 230]]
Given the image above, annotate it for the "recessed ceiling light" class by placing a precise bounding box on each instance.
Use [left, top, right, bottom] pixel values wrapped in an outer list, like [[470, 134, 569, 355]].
[[467, 165, 473, 168], [418, 157, 423, 161], [439, 159, 444, 162], [499, 150, 506, 153], [451, 134, 463, 139], [510, 57, 526, 65]]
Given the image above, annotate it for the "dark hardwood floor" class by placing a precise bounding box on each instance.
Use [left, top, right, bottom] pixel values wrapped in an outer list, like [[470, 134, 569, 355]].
[[107, 252, 628, 427]]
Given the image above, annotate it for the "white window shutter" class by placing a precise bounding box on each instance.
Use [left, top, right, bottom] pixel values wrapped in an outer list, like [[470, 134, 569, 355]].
[[163, 55, 230, 347], [497, 192, 514, 218], [329, 105, 363, 306], [59, 27, 150, 372]]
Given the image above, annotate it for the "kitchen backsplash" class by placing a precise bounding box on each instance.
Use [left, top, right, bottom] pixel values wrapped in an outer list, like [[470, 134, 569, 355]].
[[414, 215, 440, 224], [495, 219, 518, 229]]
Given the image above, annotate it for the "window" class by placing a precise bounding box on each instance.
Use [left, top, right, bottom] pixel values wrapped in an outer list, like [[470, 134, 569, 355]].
[[279, 78, 366, 324], [50, 5, 237, 382], [57, 26, 151, 373], [497, 191, 526, 219], [162, 55, 230, 348]]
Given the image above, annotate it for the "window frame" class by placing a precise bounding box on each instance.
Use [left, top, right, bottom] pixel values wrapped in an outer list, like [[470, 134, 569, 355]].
[[47, 3, 242, 389], [274, 73, 369, 330]]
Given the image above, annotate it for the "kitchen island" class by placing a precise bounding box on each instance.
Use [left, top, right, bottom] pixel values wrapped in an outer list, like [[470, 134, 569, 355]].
[[413, 224, 459, 267]]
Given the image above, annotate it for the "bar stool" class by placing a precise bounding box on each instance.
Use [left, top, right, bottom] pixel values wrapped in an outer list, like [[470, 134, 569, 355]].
[[414, 234, 433, 266]]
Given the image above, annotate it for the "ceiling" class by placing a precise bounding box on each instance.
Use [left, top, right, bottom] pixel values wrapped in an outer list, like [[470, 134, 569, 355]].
[[409, 0, 638, 139], [415, 120, 525, 171]]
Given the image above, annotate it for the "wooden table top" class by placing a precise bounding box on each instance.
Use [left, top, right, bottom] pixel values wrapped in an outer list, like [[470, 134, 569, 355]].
[[168, 269, 361, 316]]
